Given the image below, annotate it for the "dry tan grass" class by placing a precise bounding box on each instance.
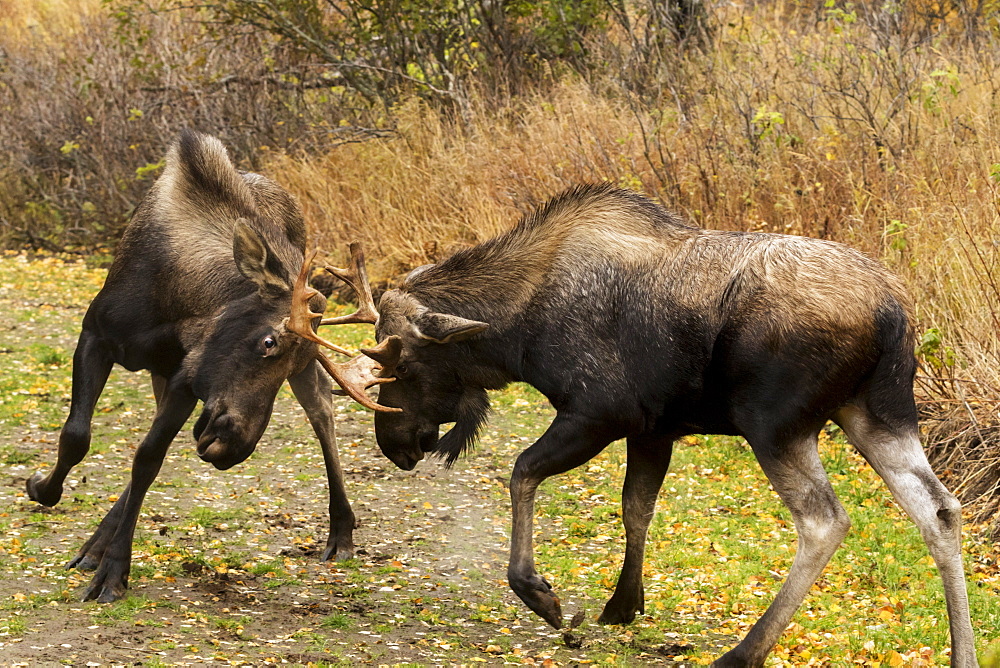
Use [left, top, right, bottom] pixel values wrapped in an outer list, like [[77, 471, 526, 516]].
[[268, 88, 646, 275], [267, 10, 999, 392], [0, 0, 103, 41]]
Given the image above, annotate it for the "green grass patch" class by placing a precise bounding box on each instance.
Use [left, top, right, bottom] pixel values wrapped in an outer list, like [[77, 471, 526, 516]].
[[0, 614, 27, 636], [93, 594, 156, 624], [320, 612, 353, 630], [528, 427, 1000, 664]]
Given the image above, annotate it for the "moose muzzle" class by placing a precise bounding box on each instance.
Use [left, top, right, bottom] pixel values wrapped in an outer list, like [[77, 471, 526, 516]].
[[192, 403, 263, 470]]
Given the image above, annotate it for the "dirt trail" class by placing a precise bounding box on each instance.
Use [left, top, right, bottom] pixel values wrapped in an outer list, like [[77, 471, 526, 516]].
[[1, 395, 568, 666]]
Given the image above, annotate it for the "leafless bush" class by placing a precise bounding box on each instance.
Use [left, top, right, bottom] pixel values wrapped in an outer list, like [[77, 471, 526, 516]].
[[0, 3, 390, 248]]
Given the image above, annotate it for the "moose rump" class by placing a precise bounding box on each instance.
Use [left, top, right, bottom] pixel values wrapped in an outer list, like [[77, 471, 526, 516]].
[[368, 184, 977, 666]]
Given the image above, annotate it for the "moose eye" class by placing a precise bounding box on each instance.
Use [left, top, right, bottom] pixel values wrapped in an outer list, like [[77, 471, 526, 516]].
[[260, 335, 278, 356], [394, 363, 409, 378]]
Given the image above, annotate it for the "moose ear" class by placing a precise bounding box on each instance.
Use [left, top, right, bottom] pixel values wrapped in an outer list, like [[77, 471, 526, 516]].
[[233, 219, 289, 295], [412, 311, 488, 344]]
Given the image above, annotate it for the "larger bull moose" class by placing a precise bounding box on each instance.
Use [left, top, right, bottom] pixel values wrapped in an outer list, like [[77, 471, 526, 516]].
[[367, 184, 977, 666], [26, 130, 394, 603]]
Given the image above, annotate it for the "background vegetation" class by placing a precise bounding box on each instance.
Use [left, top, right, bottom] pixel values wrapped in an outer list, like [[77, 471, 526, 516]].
[[1, 0, 998, 592]]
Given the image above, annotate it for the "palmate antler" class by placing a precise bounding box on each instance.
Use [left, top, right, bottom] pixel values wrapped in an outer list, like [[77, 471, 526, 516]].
[[287, 243, 402, 412]]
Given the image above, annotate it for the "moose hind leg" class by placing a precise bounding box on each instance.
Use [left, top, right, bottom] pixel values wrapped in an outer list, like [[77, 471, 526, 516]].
[[716, 429, 850, 667], [27, 332, 113, 507], [599, 435, 672, 625], [835, 405, 977, 667], [67, 483, 132, 572], [289, 361, 356, 562]]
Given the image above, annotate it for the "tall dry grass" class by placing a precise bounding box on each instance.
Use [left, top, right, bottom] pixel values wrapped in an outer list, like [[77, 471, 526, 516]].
[[268, 89, 648, 271], [0, 0, 102, 39]]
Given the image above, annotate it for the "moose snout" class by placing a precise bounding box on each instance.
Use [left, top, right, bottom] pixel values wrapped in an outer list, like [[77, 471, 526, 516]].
[[196, 411, 231, 457], [386, 448, 423, 471], [194, 409, 257, 470], [378, 421, 442, 470], [376, 431, 427, 471], [197, 438, 231, 466]]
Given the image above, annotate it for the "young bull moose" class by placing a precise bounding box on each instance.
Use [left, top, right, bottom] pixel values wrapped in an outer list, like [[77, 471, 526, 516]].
[[365, 184, 977, 666], [26, 130, 396, 603]]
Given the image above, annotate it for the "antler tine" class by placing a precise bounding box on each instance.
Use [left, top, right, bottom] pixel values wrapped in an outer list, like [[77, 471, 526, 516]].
[[319, 339, 402, 414], [320, 242, 380, 326], [286, 245, 401, 413], [287, 249, 353, 357]]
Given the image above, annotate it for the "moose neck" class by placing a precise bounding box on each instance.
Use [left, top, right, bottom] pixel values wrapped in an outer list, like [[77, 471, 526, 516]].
[[401, 184, 701, 398], [401, 249, 564, 397]]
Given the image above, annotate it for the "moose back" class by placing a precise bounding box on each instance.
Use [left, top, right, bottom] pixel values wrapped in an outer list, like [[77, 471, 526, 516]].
[[367, 184, 977, 666]]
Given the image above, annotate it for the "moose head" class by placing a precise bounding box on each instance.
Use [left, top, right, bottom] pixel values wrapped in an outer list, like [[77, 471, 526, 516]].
[[187, 231, 399, 470]]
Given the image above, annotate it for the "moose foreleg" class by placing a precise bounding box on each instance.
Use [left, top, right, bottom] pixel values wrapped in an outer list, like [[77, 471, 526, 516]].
[[508, 414, 619, 629], [715, 429, 850, 667], [66, 376, 174, 572], [599, 436, 673, 625], [79, 384, 196, 603], [288, 361, 356, 561], [27, 332, 113, 507]]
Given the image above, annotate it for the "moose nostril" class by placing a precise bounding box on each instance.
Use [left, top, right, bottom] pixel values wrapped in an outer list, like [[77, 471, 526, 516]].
[[199, 440, 228, 462], [193, 411, 210, 440], [196, 435, 214, 456]]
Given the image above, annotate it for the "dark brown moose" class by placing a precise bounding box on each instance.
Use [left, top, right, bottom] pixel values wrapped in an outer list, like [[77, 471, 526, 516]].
[[26, 130, 395, 603], [367, 184, 977, 666]]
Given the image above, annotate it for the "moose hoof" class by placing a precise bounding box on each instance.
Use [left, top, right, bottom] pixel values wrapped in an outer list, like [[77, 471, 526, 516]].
[[510, 573, 563, 629], [26, 472, 61, 507], [95, 585, 126, 604], [321, 544, 355, 562], [321, 526, 356, 562], [67, 553, 99, 572], [80, 555, 130, 603], [597, 591, 644, 625], [598, 603, 639, 626], [81, 572, 127, 603]]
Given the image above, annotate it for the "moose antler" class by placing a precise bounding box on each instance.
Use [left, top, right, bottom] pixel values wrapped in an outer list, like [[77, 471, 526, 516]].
[[320, 243, 380, 327], [288, 244, 401, 413]]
